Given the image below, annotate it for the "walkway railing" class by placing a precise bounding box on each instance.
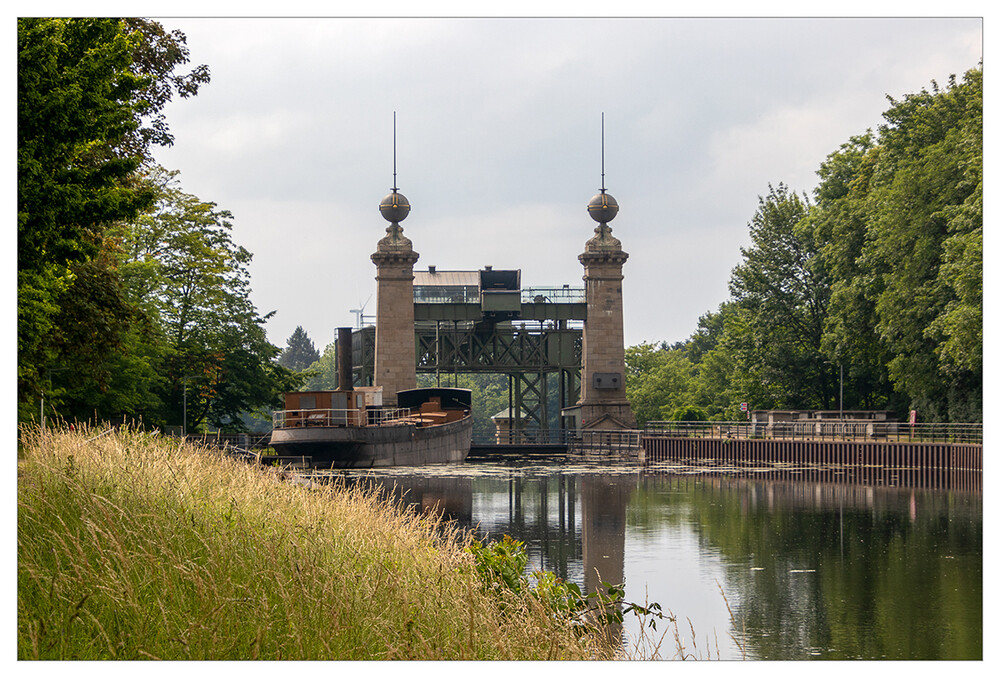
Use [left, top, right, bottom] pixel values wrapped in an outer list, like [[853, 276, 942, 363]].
[[272, 407, 412, 429], [181, 432, 271, 450], [644, 420, 983, 444], [567, 429, 642, 456], [473, 428, 574, 445], [521, 286, 585, 304]]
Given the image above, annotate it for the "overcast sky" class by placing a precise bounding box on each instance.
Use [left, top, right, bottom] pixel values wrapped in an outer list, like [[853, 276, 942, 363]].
[[150, 14, 983, 352]]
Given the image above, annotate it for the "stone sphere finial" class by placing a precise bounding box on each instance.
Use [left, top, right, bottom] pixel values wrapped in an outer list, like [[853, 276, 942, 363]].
[[588, 190, 619, 224], [380, 190, 410, 224]]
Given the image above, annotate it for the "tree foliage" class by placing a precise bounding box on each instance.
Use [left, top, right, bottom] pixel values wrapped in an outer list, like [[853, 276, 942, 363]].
[[17, 18, 209, 417], [301, 343, 339, 391], [627, 66, 982, 423], [17, 18, 296, 431], [727, 184, 833, 410], [624, 343, 694, 426], [107, 167, 298, 431], [279, 326, 321, 372]]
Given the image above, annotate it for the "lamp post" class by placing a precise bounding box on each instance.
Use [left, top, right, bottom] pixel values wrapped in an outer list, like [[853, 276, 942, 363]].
[[824, 360, 844, 420], [39, 367, 68, 433], [839, 363, 844, 421]]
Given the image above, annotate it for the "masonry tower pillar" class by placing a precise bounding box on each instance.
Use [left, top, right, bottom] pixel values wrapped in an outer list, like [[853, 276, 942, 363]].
[[371, 187, 418, 407], [577, 186, 636, 429]]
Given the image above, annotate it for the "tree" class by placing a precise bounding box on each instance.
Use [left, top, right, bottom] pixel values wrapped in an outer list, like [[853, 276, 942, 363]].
[[17, 18, 208, 418], [726, 184, 833, 410], [627, 66, 982, 423], [301, 343, 339, 391], [808, 134, 900, 411], [279, 326, 321, 371], [865, 68, 982, 420], [809, 67, 982, 421], [111, 167, 298, 430], [625, 343, 695, 426]]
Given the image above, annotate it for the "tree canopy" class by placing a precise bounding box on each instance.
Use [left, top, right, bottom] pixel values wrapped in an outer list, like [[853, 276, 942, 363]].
[[17, 18, 209, 416], [279, 327, 321, 372], [18, 19, 296, 432], [627, 66, 982, 423]]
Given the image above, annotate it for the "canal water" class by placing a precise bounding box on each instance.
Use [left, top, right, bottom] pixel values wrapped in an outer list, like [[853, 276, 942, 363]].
[[326, 454, 982, 660]]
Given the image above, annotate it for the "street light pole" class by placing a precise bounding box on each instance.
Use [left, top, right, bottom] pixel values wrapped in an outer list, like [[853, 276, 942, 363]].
[[839, 363, 844, 420]]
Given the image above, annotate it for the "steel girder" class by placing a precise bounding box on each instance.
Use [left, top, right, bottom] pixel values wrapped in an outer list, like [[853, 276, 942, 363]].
[[352, 322, 581, 430]]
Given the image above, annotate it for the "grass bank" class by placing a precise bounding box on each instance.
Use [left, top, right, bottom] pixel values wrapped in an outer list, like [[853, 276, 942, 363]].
[[17, 425, 614, 660]]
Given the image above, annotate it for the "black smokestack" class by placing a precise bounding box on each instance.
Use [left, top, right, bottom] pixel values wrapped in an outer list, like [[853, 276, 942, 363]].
[[336, 327, 353, 392]]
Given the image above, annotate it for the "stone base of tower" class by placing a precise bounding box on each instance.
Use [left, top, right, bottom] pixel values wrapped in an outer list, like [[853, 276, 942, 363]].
[[563, 401, 637, 431], [578, 402, 636, 430]]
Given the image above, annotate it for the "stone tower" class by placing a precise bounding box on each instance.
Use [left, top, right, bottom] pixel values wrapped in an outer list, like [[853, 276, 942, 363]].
[[371, 187, 418, 407], [577, 185, 636, 429]]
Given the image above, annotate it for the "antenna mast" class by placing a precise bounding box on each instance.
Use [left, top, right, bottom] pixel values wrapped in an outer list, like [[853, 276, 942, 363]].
[[601, 112, 606, 193], [392, 111, 398, 192]]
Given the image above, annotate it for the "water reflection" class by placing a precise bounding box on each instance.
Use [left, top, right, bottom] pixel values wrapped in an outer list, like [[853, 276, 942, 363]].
[[328, 458, 981, 660]]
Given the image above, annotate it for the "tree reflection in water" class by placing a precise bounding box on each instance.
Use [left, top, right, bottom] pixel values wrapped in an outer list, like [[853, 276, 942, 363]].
[[333, 459, 981, 660]]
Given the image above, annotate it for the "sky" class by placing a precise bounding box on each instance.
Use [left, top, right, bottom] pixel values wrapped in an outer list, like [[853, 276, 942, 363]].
[[145, 12, 983, 353]]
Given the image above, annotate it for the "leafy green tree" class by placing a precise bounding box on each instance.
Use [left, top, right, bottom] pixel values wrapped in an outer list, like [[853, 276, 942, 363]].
[[41, 247, 168, 423], [112, 167, 298, 430], [726, 184, 833, 410], [808, 133, 900, 411], [864, 69, 982, 420], [625, 343, 695, 426], [809, 67, 982, 421], [629, 67, 981, 424], [17, 18, 208, 419], [667, 405, 707, 422], [301, 343, 339, 391], [279, 326, 321, 371]]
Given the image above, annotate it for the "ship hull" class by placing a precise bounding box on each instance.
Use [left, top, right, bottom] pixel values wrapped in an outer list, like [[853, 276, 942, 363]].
[[269, 414, 473, 468]]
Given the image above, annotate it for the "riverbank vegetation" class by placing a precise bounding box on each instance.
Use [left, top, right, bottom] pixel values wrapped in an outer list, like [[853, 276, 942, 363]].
[[628, 66, 982, 424], [17, 426, 618, 660]]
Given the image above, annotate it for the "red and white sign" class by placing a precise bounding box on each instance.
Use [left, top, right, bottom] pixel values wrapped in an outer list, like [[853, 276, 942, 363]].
[[740, 402, 748, 412]]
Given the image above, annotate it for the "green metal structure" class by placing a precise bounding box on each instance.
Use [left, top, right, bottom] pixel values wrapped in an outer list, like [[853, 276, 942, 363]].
[[352, 269, 584, 433]]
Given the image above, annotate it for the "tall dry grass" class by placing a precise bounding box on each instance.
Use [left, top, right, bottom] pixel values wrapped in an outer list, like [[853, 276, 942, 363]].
[[17, 424, 613, 660]]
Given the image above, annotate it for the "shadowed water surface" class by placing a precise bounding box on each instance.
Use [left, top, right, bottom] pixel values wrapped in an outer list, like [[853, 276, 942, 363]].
[[322, 455, 982, 660]]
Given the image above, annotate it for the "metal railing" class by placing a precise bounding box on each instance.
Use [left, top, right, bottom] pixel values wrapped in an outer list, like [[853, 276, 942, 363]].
[[567, 429, 642, 456], [473, 428, 574, 446], [644, 420, 983, 444], [272, 407, 412, 429], [413, 286, 479, 304], [180, 432, 271, 449], [521, 286, 586, 304]]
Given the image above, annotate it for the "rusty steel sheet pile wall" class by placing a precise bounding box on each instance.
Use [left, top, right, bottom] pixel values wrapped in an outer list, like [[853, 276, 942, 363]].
[[641, 436, 982, 492]]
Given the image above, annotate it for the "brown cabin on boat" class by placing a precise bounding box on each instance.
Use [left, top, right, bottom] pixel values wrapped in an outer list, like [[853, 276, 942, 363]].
[[280, 387, 383, 428]]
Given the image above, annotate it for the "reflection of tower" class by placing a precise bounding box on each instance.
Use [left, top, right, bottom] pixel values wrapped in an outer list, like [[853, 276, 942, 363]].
[[371, 122, 418, 407], [581, 475, 631, 646], [576, 117, 636, 429], [580, 475, 630, 594]]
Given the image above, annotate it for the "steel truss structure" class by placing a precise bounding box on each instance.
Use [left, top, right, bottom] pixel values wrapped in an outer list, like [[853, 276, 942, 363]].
[[351, 319, 582, 431]]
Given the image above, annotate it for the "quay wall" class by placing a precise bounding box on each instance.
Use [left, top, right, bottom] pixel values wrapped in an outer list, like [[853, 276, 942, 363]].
[[642, 436, 982, 493]]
